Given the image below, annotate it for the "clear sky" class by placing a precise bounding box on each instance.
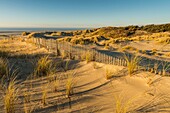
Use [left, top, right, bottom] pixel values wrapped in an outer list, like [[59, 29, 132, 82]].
[[0, 0, 170, 28]]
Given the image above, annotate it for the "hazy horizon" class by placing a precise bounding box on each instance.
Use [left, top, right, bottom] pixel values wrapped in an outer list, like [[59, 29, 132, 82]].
[[0, 0, 170, 28]]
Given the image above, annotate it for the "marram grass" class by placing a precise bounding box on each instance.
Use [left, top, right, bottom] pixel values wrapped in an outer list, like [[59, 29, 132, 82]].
[[124, 54, 141, 76]]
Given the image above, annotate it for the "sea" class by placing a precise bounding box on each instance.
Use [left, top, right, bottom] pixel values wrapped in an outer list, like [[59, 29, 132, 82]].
[[0, 28, 87, 32]]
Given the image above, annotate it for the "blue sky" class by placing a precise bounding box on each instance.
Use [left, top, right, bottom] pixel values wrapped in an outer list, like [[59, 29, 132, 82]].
[[0, 0, 170, 28]]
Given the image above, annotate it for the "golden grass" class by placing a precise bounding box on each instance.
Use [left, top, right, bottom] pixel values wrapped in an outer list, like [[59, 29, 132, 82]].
[[153, 62, 160, 74], [124, 54, 141, 76], [61, 50, 67, 59], [64, 60, 70, 72], [162, 61, 170, 76], [3, 76, 19, 113], [24, 102, 33, 113], [93, 62, 99, 69], [114, 95, 131, 113], [80, 53, 86, 61], [86, 51, 94, 63], [157, 37, 170, 44], [34, 56, 55, 77], [24, 91, 31, 103], [122, 46, 137, 52], [105, 68, 113, 80], [66, 72, 76, 97], [0, 57, 8, 79], [41, 84, 48, 106], [65, 71, 77, 109], [51, 76, 59, 92]]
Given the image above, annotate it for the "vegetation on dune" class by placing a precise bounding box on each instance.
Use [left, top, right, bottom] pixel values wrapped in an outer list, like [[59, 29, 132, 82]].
[[114, 95, 132, 113], [1, 23, 170, 113], [0, 58, 8, 79], [124, 54, 141, 76], [34, 56, 55, 77], [3, 77, 19, 113], [22, 32, 30, 36], [105, 68, 114, 80], [65, 71, 77, 109]]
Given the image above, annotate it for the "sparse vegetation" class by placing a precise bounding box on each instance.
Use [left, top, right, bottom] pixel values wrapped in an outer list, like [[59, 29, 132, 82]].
[[2, 23, 170, 113], [162, 62, 170, 76], [3, 76, 19, 113], [64, 60, 70, 71], [105, 68, 113, 80], [61, 50, 67, 59], [66, 72, 76, 97], [114, 95, 132, 113], [124, 54, 141, 76], [66, 72, 76, 109], [22, 32, 30, 36], [34, 56, 55, 77], [93, 62, 99, 69], [51, 76, 59, 92], [0, 57, 8, 79], [122, 46, 137, 52], [41, 84, 48, 106], [23, 90, 31, 103], [86, 51, 94, 63], [153, 62, 160, 74]]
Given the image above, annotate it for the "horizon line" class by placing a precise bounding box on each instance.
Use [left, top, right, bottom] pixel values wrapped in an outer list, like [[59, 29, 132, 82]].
[[0, 22, 170, 29]]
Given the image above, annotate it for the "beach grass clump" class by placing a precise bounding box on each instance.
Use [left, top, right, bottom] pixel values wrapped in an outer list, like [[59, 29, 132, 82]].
[[93, 62, 99, 69], [122, 46, 137, 52], [34, 56, 55, 77], [24, 102, 34, 113], [124, 54, 141, 76], [41, 84, 48, 106], [153, 62, 160, 74], [80, 53, 86, 61], [114, 95, 132, 113], [162, 61, 170, 76], [61, 50, 67, 59], [157, 37, 170, 44], [4, 77, 19, 113], [86, 51, 94, 63], [151, 49, 158, 55], [23, 90, 31, 103], [0, 57, 8, 79], [22, 32, 30, 36], [141, 50, 147, 54], [65, 71, 76, 108], [51, 76, 59, 92], [66, 72, 76, 97], [64, 60, 70, 72], [105, 68, 113, 80]]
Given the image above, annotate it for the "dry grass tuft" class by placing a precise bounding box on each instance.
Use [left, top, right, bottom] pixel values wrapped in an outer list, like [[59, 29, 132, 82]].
[[114, 95, 132, 113], [85, 51, 94, 63], [51, 76, 59, 92], [41, 84, 48, 106], [93, 62, 99, 69], [61, 50, 67, 59], [66, 72, 76, 97], [122, 46, 137, 52], [65, 71, 77, 109], [3, 76, 19, 113], [105, 68, 114, 80], [0, 57, 8, 79], [162, 61, 170, 76], [124, 54, 141, 76], [34, 56, 55, 77]]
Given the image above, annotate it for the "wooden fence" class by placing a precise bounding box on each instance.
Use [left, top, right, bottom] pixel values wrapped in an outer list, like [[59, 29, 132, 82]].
[[30, 37, 127, 67], [29, 37, 170, 75]]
